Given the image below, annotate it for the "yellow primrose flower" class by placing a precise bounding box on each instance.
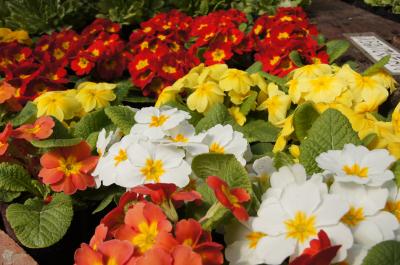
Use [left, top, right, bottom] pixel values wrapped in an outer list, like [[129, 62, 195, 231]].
[[0, 28, 31, 45], [287, 78, 311, 104], [257, 83, 291, 126], [228, 89, 250, 105], [34, 90, 82, 121], [229, 107, 246, 126], [156, 85, 181, 107], [187, 81, 224, 113], [351, 73, 388, 105], [335, 64, 358, 89], [372, 70, 398, 93], [392, 103, 400, 135], [219, 69, 253, 94], [291, 63, 332, 79], [207, 64, 229, 81], [273, 115, 294, 153], [76, 82, 117, 113], [303, 75, 346, 103], [289, 144, 300, 159]]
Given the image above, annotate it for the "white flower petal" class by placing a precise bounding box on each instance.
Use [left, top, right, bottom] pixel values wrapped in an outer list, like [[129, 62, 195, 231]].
[[281, 182, 321, 217], [353, 219, 384, 247], [159, 161, 191, 188], [258, 235, 296, 265], [314, 194, 349, 226]]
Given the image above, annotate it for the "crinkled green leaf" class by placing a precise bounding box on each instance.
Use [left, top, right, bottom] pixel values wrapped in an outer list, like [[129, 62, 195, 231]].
[[87, 131, 100, 150], [240, 91, 258, 116], [299, 109, 361, 175], [0, 163, 36, 194], [363, 55, 391, 76], [0, 190, 20, 203], [195, 104, 237, 133], [392, 161, 400, 187], [362, 240, 400, 265], [31, 138, 82, 148], [274, 152, 294, 169], [73, 109, 112, 139], [105, 106, 136, 135], [242, 120, 280, 143], [293, 102, 320, 141], [250, 142, 273, 160], [326, 39, 350, 63], [6, 193, 73, 248], [11, 101, 37, 127], [97, 0, 145, 24]]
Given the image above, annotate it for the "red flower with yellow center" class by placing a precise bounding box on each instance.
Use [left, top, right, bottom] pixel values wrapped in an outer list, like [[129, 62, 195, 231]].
[[71, 54, 94, 76], [12, 116, 54, 141], [203, 44, 233, 65], [206, 176, 250, 221], [39, 141, 98, 195]]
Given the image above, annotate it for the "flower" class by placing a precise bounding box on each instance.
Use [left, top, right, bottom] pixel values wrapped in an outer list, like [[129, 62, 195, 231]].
[[76, 82, 117, 112], [131, 107, 190, 139], [316, 144, 395, 186], [0, 28, 31, 45], [228, 107, 246, 126], [291, 64, 332, 80], [249, 156, 276, 191], [219, 69, 253, 94], [385, 181, 400, 225], [257, 82, 291, 126], [187, 81, 224, 113], [34, 90, 82, 121], [96, 129, 121, 157], [206, 176, 250, 221], [12, 116, 54, 141], [0, 123, 13, 156], [202, 124, 248, 165], [126, 141, 192, 188], [289, 230, 341, 265], [0, 81, 16, 104], [115, 201, 172, 253], [303, 75, 346, 103], [253, 181, 353, 263], [39, 141, 99, 194], [331, 182, 398, 248], [273, 114, 294, 153]]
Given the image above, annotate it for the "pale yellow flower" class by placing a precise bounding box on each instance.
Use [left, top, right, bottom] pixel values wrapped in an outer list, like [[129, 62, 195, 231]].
[[257, 83, 291, 126], [229, 107, 246, 126], [0, 28, 31, 45], [76, 82, 117, 112], [156, 85, 181, 107], [187, 81, 224, 113], [219, 69, 253, 94], [273, 115, 294, 153], [392, 102, 400, 135], [303, 75, 346, 103], [291, 63, 332, 79]]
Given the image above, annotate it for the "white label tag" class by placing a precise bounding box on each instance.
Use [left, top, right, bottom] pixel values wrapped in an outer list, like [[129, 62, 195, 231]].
[[346, 33, 400, 75]]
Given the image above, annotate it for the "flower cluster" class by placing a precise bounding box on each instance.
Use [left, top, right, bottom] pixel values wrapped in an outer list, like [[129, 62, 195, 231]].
[[226, 144, 399, 265], [93, 106, 249, 189], [127, 10, 198, 96], [75, 197, 223, 265], [251, 7, 328, 77]]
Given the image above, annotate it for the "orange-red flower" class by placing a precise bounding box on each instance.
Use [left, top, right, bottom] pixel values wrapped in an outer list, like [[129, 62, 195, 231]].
[[115, 201, 172, 254], [12, 116, 54, 141], [206, 176, 250, 221], [0, 123, 13, 156], [289, 230, 341, 265], [0, 81, 16, 104], [71, 53, 95, 76], [133, 245, 202, 265], [39, 141, 98, 195]]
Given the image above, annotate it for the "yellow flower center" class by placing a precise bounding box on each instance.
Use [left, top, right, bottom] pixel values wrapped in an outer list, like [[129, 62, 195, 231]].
[[41, 44, 49, 51], [280, 16, 293, 22], [285, 211, 317, 243], [158, 34, 167, 41], [171, 134, 188, 143], [209, 142, 225, 154], [254, 25, 263, 35], [136, 59, 149, 70], [140, 159, 165, 182], [24, 125, 41, 134], [221, 185, 239, 207], [78, 58, 89, 68], [58, 156, 82, 177], [183, 238, 193, 247], [385, 200, 400, 222], [342, 163, 368, 178], [143, 27, 152, 33], [114, 149, 127, 166], [62, 41, 70, 50], [341, 206, 365, 227], [140, 41, 149, 50], [246, 232, 266, 249], [53, 48, 65, 60], [149, 115, 169, 127], [162, 65, 177, 74], [91, 49, 100, 57], [211, 49, 226, 62], [310, 76, 332, 92], [278, 32, 290, 39], [270, 56, 280, 66], [132, 221, 158, 253]]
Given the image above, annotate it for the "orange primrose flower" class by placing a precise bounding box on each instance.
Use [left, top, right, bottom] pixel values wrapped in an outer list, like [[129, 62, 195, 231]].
[[12, 116, 55, 141], [0, 123, 13, 156], [0, 81, 16, 104], [39, 141, 99, 195], [206, 176, 250, 221]]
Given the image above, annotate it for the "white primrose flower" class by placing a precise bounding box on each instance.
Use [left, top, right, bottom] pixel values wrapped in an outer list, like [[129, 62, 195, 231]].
[[225, 219, 295, 265], [96, 128, 122, 157], [253, 181, 353, 264], [340, 244, 369, 265], [316, 144, 395, 186], [126, 141, 191, 188], [92, 134, 146, 187], [131, 106, 191, 139], [202, 124, 248, 165], [262, 164, 327, 200], [249, 156, 276, 179], [330, 182, 399, 248], [162, 121, 208, 156]]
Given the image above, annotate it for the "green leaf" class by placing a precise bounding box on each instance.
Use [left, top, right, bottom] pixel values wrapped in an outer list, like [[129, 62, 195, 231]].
[[274, 152, 294, 169], [289, 51, 304, 67], [195, 104, 237, 133], [293, 102, 320, 141], [362, 133, 378, 146], [105, 106, 136, 135], [240, 91, 257, 116], [73, 109, 112, 139], [6, 193, 73, 248], [0, 190, 20, 203], [0, 163, 36, 194], [242, 120, 280, 143], [113, 79, 132, 105], [92, 194, 115, 214], [250, 142, 273, 160], [363, 55, 391, 76], [299, 109, 361, 175], [123, 96, 156, 104], [50, 118, 73, 139], [87, 131, 100, 150], [259, 71, 288, 88], [326, 40, 350, 63], [392, 161, 400, 187], [11, 101, 37, 127], [30, 138, 82, 148], [362, 240, 400, 265], [246, 61, 263, 74]]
